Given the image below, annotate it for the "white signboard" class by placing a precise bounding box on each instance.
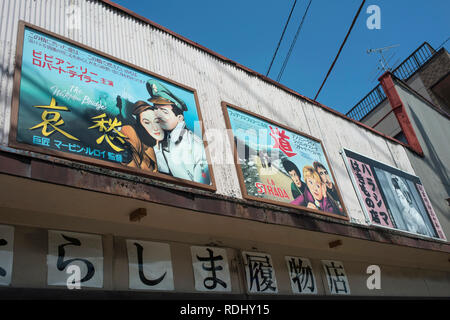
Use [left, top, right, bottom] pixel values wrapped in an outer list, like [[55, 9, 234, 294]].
[[242, 251, 278, 294], [47, 230, 103, 288], [322, 260, 350, 295], [127, 240, 174, 291], [285, 256, 317, 294], [0, 225, 14, 286], [191, 246, 231, 292]]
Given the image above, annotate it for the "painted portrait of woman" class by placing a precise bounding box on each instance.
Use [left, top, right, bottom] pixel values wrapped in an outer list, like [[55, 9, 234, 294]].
[[120, 100, 166, 172], [390, 175, 432, 236]]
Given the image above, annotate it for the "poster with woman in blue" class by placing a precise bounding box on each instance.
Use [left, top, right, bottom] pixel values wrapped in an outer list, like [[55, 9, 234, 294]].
[[11, 24, 213, 189]]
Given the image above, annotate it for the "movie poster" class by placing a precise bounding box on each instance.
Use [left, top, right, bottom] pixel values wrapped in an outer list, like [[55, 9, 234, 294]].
[[11, 25, 213, 189], [343, 149, 446, 240], [223, 104, 347, 219]]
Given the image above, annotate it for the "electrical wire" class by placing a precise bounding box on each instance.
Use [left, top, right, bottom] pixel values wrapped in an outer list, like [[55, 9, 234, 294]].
[[436, 36, 450, 51], [314, 0, 366, 100], [276, 0, 312, 82], [266, 0, 298, 77]]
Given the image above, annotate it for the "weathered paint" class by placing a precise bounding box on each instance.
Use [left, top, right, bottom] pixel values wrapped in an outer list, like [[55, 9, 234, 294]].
[[1, 149, 449, 254]]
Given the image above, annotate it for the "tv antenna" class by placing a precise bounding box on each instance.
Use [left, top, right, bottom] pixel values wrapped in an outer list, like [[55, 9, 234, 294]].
[[367, 44, 400, 72]]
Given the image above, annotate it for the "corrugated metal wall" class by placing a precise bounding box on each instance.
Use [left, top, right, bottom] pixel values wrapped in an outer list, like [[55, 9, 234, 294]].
[[0, 0, 417, 224]]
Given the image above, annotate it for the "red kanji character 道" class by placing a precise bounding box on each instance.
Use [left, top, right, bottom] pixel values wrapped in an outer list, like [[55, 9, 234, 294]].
[[269, 126, 297, 157]]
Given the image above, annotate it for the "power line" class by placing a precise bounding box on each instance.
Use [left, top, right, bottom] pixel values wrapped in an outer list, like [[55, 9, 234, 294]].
[[266, 0, 298, 77], [276, 0, 312, 82], [436, 36, 450, 50], [314, 0, 366, 100]]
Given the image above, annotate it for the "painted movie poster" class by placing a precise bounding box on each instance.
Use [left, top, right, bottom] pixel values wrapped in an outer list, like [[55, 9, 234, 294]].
[[343, 149, 446, 240], [224, 104, 347, 219], [11, 25, 212, 188]]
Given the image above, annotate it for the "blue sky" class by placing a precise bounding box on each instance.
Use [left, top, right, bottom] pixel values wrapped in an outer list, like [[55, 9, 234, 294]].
[[112, 0, 450, 114]]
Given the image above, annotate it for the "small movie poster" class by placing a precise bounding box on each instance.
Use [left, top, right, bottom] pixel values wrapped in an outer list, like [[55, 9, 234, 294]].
[[10, 24, 213, 190], [343, 149, 446, 240], [223, 103, 348, 220]]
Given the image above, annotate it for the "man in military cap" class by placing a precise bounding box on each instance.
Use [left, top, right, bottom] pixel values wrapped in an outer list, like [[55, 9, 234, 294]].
[[146, 79, 211, 185]]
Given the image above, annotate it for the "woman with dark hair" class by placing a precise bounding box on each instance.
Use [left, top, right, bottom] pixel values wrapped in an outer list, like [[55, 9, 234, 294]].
[[120, 100, 166, 172], [282, 159, 306, 199]]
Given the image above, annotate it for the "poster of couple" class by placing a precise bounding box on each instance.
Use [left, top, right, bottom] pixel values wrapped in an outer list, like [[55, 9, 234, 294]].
[[11, 25, 213, 190], [222, 103, 348, 220]]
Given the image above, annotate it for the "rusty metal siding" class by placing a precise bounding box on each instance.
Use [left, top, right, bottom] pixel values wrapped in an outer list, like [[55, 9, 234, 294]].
[[0, 0, 417, 224]]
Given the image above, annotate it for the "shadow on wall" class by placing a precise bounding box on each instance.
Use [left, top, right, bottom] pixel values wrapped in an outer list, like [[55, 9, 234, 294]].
[[408, 105, 450, 219]]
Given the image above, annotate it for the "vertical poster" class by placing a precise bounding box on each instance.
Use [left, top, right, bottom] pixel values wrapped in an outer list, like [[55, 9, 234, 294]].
[[223, 102, 348, 219], [343, 148, 445, 240], [10, 23, 214, 190], [322, 260, 350, 295]]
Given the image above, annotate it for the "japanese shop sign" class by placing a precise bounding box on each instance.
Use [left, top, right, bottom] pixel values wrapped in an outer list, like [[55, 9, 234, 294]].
[[126, 240, 175, 291], [10, 23, 214, 190], [285, 256, 317, 294], [322, 260, 350, 295], [191, 246, 232, 292], [222, 103, 348, 220], [0, 225, 14, 286], [342, 149, 446, 240], [242, 251, 278, 294], [47, 230, 103, 288]]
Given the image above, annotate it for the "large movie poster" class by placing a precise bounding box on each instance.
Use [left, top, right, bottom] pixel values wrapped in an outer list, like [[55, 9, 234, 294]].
[[10, 23, 214, 190], [222, 103, 348, 220], [343, 149, 446, 240]]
